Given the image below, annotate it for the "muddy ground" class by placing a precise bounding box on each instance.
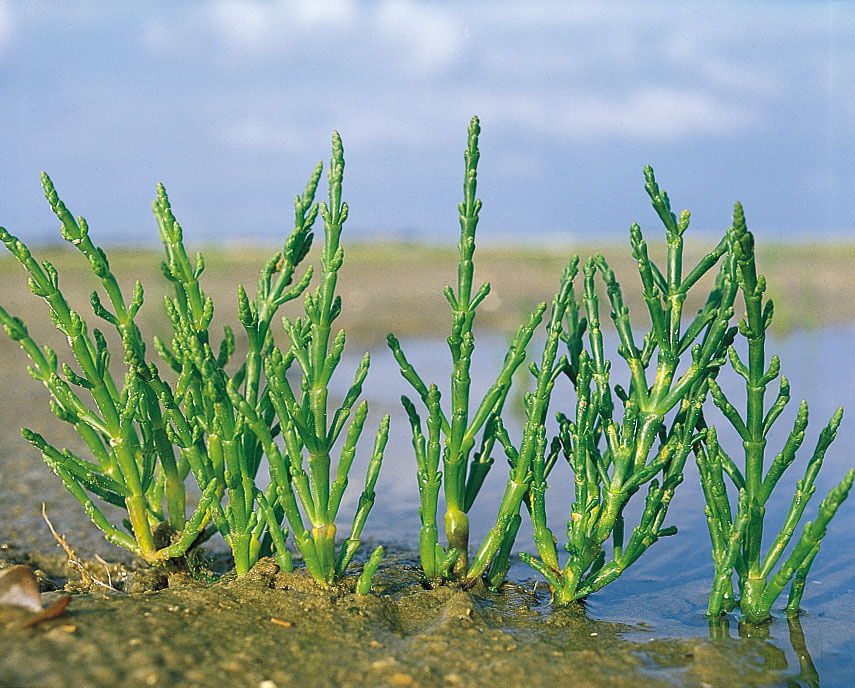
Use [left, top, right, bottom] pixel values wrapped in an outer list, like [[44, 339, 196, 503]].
[[0, 548, 818, 688]]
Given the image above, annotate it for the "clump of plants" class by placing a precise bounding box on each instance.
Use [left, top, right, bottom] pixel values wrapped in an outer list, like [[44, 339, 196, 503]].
[[0, 133, 386, 589], [507, 172, 737, 603], [0, 117, 850, 623]]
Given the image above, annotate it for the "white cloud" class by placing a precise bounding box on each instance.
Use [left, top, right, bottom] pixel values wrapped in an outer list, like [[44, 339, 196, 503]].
[[142, 0, 463, 79], [218, 82, 759, 159], [209, 1, 270, 47], [0, 2, 14, 59], [293, 0, 356, 27], [597, 87, 760, 140], [471, 1, 658, 29], [474, 86, 760, 142], [217, 105, 450, 155], [137, 0, 814, 149], [694, 56, 781, 97], [203, 0, 357, 55], [661, 32, 781, 98], [374, 0, 463, 75]]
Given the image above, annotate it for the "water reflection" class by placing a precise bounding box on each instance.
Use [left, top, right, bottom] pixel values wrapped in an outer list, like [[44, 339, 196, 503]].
[[786, 617, 821, 688], [708, 615, 820, 687]]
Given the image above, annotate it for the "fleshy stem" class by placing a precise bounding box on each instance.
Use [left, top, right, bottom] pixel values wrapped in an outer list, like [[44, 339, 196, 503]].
[[519, 166, 734, 602], [151, 165, 316, 575], [466, 258, 578, 582], [0, 175, 226, 564]]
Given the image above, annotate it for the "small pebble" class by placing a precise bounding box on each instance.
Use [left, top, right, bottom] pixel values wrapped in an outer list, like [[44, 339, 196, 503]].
[[371, 657, 398, 669]]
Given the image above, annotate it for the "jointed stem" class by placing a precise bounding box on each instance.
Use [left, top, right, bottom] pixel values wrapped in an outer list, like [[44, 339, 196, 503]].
[[520, 167, 732, 604]]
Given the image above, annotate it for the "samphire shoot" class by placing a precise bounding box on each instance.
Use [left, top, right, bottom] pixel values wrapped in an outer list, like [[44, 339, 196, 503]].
[[389, 116, 545, 579], [697, 204, 854, 623]]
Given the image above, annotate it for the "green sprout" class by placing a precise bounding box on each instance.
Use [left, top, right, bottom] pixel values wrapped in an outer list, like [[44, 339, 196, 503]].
[[388, 116, 546, 578], [233, 132, 388, 586], [697, 203, 854, 623]]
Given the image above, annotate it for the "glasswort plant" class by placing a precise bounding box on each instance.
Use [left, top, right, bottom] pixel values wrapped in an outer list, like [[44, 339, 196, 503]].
[[697, 204, 854, 623], [145, 165, 317, 575], [0, 175, 228, 566], [0, 133, 388, 586], [488, 168, 737, 600], [388, 116, 546, 578], [232, 132, 388, 585]]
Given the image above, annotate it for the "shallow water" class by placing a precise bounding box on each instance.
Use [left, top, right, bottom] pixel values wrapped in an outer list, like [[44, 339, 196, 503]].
[[1, 325, 854, 686]]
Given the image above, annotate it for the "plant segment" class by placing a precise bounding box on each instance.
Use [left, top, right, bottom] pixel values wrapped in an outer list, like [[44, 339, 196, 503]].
[[388, 116, 545, 578], [491, 168, 736, 601], [233, 132, 388, 586], [697, 204, 854, 623]]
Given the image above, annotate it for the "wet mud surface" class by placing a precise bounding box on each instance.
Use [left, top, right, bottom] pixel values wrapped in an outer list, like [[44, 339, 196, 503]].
[[0, 550, 825, 688]]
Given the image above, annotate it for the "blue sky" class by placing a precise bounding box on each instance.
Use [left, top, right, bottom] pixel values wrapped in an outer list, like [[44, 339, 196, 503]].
[[1, 1, 854, 245]]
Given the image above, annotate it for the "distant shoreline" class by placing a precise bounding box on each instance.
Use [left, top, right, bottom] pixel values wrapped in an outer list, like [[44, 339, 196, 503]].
[[1, 240, 850, 344]]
